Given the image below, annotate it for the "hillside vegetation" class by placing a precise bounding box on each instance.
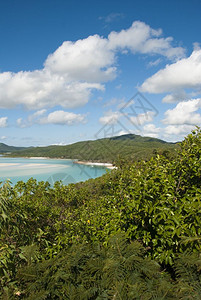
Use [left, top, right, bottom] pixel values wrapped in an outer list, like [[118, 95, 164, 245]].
[[6, 133, 177, 162], [0, 128, 200, 299], [0, 143, 26, 153]]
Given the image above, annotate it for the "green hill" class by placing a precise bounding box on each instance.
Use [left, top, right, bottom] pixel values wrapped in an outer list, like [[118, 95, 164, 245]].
[[6, 134, 177, 162], [0, 143, 26, 153]]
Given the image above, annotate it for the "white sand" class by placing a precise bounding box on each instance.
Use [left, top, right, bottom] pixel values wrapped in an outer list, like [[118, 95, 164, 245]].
[[0, 163, 66, 169], [0, 162, 70, 177], [28, 157, 48, 159], [74, 161, 116, 169], [21, 164, 61, 169], [0, 163, 20, 167]]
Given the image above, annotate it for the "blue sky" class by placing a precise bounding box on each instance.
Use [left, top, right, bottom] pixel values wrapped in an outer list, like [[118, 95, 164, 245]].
[[0, 0, 201, 146]]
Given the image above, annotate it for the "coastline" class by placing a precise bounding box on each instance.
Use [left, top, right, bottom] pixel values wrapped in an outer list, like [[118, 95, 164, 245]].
[[28, 157, 49, 159], [3, 156, 76, 161], [2, 155, 116, 169], [73, 161, 116, 170]]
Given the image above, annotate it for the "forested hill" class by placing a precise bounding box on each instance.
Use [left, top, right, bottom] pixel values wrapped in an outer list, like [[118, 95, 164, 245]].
[[5, 133, 177, 162], [0, 143, 26, 153]]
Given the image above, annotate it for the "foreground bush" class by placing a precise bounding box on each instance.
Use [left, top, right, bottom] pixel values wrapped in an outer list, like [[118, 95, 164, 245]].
[[0, 128, 200, 298], [5, 235, 201, 299]]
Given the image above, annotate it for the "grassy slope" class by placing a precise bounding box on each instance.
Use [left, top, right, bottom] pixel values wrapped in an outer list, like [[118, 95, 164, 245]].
[[6, 134, 177, 162]]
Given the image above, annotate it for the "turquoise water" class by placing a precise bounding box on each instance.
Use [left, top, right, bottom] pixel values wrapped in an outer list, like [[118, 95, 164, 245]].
[[0, 157, 108, 186]]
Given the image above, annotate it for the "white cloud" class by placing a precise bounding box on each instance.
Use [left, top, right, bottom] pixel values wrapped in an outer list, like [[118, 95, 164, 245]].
[[103, 97, 126, 109], [162, 91, 189, 103], [142, 123, 160, 138], [0, 135, 7, 140], [163, 98, 201, 125], [0, 70, 104, 110], [164, 124, 195, 136], [141, 49, 201, 94], [17, 118, 23, 128], [99, 111, 121, 125], [46, 21, 183, 83], [103, 97, 119, 108], [40, 110, 86, 125], [17, 110, 47, 128], [130, 111, 156, 126], [163, 124, 197, 142], [45, 35, 116, 83], [0, 21, 185, 110], [51, 142, 67, 146], [17, 110, 86, 127], [0, 117, 8, 127], [118, 130, 132, 136], [116, 98, 128, 110], [28, 109, 47, 122], [108, 21, 185, 59]]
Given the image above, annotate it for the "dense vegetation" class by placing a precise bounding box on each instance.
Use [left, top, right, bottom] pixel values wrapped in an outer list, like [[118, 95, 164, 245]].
[[0, 143, 26, 153], [6, 134, 176, 162], [0, 129, 200, 299]]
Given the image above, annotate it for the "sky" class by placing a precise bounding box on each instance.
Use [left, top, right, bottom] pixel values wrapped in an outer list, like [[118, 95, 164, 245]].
[[0, 0, 201, 146]]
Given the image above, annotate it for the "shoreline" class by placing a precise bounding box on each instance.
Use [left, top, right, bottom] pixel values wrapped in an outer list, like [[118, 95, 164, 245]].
[[3, 156, 76, 161], [73, 161, 116, 170], [2, 156, 116, 169]]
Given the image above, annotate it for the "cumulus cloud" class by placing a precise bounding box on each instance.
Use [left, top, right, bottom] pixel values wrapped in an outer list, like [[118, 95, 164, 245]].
[[0, 117, 8, 127], [163, 124, 197, 142], [99, 109, 156, 130], [130, 111, 156, 127], [164, 124, 195, 136], [44, 35, 116, 83], [163, 98, 201, 125], [140, 49, 201, 95], [108, 21, 185, 59], [17, 110, 47, 128], [40, 110, 86, 125], [17, 110, 86, 127], [0, 21, 185, 110], [99, 111, 121, 125], [0, 70, 104, 110], [142, 123, 160, 138], [113, 122, 161, 139]]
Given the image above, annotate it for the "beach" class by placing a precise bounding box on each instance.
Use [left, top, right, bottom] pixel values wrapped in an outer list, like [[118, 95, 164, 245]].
[[73, 161, 116, 170]]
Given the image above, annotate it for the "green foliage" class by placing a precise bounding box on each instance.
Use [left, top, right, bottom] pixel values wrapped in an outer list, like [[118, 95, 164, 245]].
[[5, 235, 201, 299], [0, 143, 26, 153], [12, 234, 175, 299], [174, 250, 201, 299], [0, 128, 200, 298]]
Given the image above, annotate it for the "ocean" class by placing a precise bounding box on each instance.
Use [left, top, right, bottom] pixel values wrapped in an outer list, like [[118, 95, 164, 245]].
[[0, 157, 108, 186]]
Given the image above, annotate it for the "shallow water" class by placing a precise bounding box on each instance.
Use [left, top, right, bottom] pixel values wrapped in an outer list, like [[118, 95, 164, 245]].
[[0, 157, 108, 186]]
